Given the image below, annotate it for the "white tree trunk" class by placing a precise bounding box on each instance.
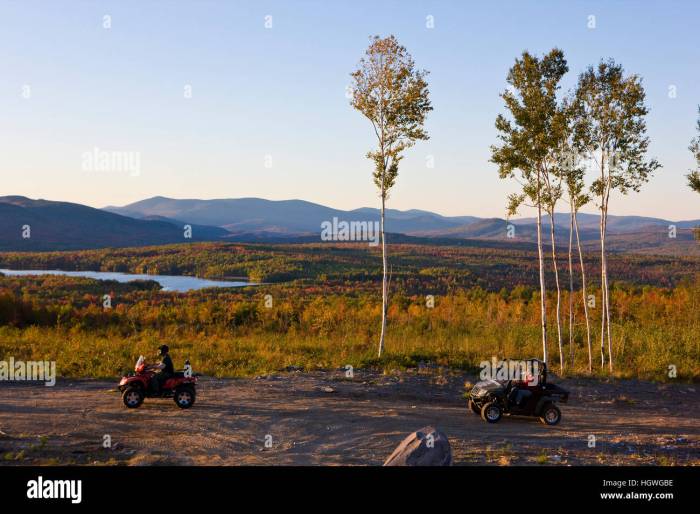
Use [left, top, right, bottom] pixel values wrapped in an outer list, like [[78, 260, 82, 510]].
[[599, 204, 606, 370], [568, 202, 574, 368], [602, 203, 613, 372], [536, 171, 548, 364], [549, 210, 564, 372], [378, 192, 388, 358], [574, 210, 592, 373]]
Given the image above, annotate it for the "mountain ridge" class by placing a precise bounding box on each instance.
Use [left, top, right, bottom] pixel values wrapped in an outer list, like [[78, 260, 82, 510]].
[[105, 195, 700, 238], [1, 195, 697, 252]]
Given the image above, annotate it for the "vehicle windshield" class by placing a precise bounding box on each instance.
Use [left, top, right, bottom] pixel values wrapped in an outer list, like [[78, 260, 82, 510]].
[[135, 355, 145, 371]]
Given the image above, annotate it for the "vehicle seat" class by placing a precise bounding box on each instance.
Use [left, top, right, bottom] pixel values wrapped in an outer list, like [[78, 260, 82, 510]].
[[507, 385, 520, 404], [509, 386, 531, 406]]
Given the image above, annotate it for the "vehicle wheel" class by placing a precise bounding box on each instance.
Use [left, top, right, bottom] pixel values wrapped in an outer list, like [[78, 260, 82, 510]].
[[174, 387, 196, 409], [122, 386, 144, 409], [540, 404, 561, 426], [480, 402, 502, 423], [468, 399, 481, 415]]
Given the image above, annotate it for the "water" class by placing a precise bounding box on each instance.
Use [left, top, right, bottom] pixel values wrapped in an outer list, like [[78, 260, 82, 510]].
[[0, 269, 253, 292]]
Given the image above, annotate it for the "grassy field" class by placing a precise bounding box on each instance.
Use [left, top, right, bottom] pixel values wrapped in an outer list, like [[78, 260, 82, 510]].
[[1, 242, 698, 381]]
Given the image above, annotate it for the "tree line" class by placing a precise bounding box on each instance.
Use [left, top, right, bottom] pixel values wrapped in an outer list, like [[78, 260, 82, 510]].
[[1, 273, 698, 380]]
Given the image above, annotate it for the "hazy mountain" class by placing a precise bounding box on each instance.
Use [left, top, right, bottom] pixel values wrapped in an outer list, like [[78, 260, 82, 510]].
[[137, 215, 230, 240], [105, 197, 346, 234], [1, 195, 697, 252], [0, 196, 229, 251], [105, 196, 700, 251], [413, 217, 601, 243], [510, 212, 700, 231], [105, 196, 490, 235], [108, 197, 699, 241]]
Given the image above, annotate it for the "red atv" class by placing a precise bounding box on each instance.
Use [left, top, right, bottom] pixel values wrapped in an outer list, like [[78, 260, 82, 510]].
[[119, 356, 197, 409]]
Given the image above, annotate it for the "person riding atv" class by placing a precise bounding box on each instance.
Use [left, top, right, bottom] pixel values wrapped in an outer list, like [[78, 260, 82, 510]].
[[467, 359, 569, 425], [119, 347, 197, 409], [152, 344, 174, 394]]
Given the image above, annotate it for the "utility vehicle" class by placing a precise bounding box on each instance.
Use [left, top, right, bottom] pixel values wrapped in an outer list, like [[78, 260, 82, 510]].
[[467, 359, 568, 425]]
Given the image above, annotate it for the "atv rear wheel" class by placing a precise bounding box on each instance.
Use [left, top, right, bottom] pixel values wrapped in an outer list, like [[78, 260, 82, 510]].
[[468, 399, 480, 415], [481, 402, 502, 423], [122, 386, 144, 408], [174, 386, 196, 409], [540, 404, 561, 426]]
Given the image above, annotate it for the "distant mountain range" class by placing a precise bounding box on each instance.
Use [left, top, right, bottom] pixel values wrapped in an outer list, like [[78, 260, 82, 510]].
[[0, 195, 697, 252], [0, 196, 228, 251], [104, 196, 481, 236]]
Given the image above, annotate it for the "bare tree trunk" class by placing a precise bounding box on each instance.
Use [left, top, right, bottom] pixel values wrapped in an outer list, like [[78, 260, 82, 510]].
[[598, 157, 607, 371], [548, 209, 564, 372], [602, 194, 613, 373], [568, 200, 574, 368], [378, 192, 387, 358], [599, 204, 606, 370], [574, 210, 592, 373], [536, 170, 548, 364]]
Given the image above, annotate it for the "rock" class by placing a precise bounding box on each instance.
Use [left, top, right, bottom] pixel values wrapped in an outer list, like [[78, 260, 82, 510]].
[[383, 426, 452, 466]]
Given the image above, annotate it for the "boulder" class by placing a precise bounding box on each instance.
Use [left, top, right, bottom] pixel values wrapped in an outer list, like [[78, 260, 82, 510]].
[[383, 426, 452, 466]]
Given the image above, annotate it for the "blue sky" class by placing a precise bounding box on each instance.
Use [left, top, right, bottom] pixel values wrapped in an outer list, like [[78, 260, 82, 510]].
[[1, 0, 699, 219]]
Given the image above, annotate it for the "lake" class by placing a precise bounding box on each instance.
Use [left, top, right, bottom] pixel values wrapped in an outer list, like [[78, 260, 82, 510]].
[[0, 269, 253, 292]]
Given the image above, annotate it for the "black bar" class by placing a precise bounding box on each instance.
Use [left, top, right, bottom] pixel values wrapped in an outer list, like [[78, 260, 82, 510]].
[[0, 465, 695, 508]]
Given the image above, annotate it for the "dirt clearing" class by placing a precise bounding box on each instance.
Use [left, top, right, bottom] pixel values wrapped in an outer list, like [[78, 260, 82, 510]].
[[0, 370, 697, 465]]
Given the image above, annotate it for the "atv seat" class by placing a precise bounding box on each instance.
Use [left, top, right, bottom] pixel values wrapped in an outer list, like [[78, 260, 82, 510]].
[[508, 385, 532, 406]]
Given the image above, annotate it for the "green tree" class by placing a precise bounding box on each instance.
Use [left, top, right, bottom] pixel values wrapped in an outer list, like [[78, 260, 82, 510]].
[[572, 59, 661, 372], [491, 48, 569, 365], [688, 106, 700, 194], [350, 35, 432, 358]]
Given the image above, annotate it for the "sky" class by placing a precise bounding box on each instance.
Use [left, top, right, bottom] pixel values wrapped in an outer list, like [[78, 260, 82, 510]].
[[1, 0, 699, 220]]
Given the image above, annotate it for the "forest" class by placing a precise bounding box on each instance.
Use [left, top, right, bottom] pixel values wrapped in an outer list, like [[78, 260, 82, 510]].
[[1, 241, 698, 292], [0, 242, 697, 381]]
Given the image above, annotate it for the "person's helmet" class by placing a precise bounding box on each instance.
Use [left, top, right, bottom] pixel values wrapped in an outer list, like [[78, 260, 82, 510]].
[[158, 344, 169, 355]]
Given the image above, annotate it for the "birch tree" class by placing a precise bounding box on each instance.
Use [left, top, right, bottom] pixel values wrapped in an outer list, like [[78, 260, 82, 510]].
[[572, 60, 661, 372], [688, 106, 700, 194], [543, 161, 564, 371], [558, 142, 593, 372], [491, 49, 569, 365], [350, 35, 432, 358]]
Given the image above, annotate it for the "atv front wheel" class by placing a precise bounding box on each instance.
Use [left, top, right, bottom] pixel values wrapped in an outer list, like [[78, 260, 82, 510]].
[[481, 402, 502, 423], [122, 386, 144, 408], [468, 399, 480, 415], [174, 386, 196, 409], [540, 404, 561, 426]]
